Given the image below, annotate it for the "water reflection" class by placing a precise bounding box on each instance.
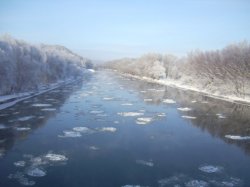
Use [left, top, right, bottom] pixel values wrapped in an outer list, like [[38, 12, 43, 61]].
[[0, 78, 90, 158], [116, 73, 250, 155]]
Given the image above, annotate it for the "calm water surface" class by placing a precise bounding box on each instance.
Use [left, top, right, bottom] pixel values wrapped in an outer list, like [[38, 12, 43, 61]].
[[0, 71, 250, 187]]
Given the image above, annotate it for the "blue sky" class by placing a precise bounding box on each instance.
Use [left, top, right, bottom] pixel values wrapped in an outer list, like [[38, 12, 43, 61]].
[[0, 0, 250, 60]]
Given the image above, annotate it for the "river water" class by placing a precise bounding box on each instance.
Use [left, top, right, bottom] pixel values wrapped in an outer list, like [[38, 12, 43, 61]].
[[0, 70, 250, 187]]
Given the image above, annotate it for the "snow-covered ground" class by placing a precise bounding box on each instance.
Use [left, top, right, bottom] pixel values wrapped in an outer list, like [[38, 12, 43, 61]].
[[111, 70, 250, 105]]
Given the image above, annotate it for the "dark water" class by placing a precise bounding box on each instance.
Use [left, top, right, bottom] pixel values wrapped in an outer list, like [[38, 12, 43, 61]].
[[0, 71, 250, 187]]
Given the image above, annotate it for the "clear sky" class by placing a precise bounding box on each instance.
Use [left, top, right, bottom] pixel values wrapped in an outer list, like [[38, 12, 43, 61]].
[[0, 0, 250, 60]]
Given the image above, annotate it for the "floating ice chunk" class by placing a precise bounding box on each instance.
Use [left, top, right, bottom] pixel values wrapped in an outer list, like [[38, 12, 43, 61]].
[[89, 146, 99, 150], [90, 110, 104, 114], [199, 165, 223, 173], [16, 127, 31, 131], [88, 69, 95, 73], [103, 97, 114, 100], [99, 127, 117, 132], [26, 167, 46, 177], [41, 108, 56, 111], [117, 112, 144, 117], [191, 100, 197, 103], [182, 116, 196, 119], [8, 172, 36, 186], [14, 161, 26, 167], [0, 124, 7, 129], [122, 185, 142, 187], [201, 101, 209, 104], [44, 153, 68, 162], [73, 127, 94, 134], [225, 135, 250, 140], [144, 99, 153, 102], [177, 107, 192, 111], [185, 180, 208, 187], [216, 114, 226, 119], [157, 113, 166, 117], [140, 91, 147, 93], [136, 160, 154, 167], [163, 99, 176, 104], [58, 131, 82, 138], [121, 103, 133, 106], [18, 116, 35, 121], [136, 117, 153, 125], [30, 157, 47, 166], [32, 104, 52, 107]]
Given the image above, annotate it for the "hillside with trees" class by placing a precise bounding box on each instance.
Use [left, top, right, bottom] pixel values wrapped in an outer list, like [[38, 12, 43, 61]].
[[102, 42, 250, 102], [0, 35, 92, 95]]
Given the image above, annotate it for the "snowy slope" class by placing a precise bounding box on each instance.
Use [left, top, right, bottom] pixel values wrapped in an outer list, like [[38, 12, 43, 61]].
[[0, 35, 92, 95]]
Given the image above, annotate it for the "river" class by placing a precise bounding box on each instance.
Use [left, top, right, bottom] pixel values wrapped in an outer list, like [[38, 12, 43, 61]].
[[0, 70, 250, 187]]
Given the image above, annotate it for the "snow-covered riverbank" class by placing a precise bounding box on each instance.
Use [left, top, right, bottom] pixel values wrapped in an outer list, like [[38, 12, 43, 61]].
[[111, 70, 250, 106]]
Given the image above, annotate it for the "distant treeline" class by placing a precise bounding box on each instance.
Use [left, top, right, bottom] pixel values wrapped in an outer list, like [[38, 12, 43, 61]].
[[102, 41, 250, 99], [0, 35, 92, 95]]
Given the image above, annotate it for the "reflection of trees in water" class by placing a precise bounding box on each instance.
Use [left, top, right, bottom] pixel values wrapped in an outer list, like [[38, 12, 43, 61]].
[[0, 79, 86, 157], [117, 74, 250, 155]]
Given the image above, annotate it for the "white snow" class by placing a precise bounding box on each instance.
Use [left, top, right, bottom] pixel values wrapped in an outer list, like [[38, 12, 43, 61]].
[[90, 110, 104, 114], [18, 116, 35, 121], [32, 104, 52, 107], [16, 127, 31, 131], [225, 135, 250, 140], [162, 99, 176, 104], [14, 161, 26, 167], [99, 127, 117, 132], [182, 115, 197, 119], [41, 108, 56, 111], [199, 165, 223, 173], [136, 160, 154, 167], [121, 103, 133, 106], [185, 180, 208, 187], [117, 112, 144, 117], [58, 130, 82, 138], [177, 107, 192, 111], [26, 167, 46, 177], [44, 153, 68, 162], [73, 127, 94, 134], [103, 97, 114, 100], [136, 117, 153, 125]]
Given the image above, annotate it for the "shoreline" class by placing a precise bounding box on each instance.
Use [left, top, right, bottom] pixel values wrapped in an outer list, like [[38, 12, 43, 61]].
[[109, 70, 250, 106]]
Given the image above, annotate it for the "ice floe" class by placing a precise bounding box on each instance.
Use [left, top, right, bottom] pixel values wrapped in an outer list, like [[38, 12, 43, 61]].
[[136, 160, 154, 167], [44, 153, 68, 162], [58, 130, 82, 138], [185, 180, 208, 187], [32, 104, 52, 107], [99, 127, 117, 132], [181, 115, 197, 119], [121, 103, 133, 106], [89, 146, 99, 150], [122, 185, 142, 187], [26, 167, 46, 177], [8, 172, 36, 186], [177, 107, 192, 111], [103, 97, 114, 100], [41, 108, 56, 111], [18, 116, 35, 121], [199, 165, 223, 173], [144, 99, 153, 102], [14, 161, 26, 167], [16, 127, 31, 131], [90, 110, 104, 114], [73, 127, 94, 134], [225, 135, 250, 140], [136, 117, 153, 125], [117, 112, 144, 117], [157, 113, 166, 117], [216, 113, 226, 119], [162, 99, 176, 104]]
